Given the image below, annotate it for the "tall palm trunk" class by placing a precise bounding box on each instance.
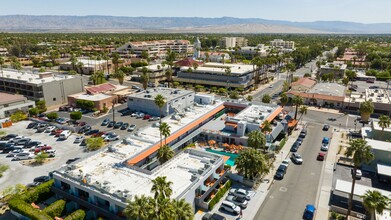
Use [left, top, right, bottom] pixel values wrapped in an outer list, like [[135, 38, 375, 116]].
[[294, 104, 299, 120], [347, 166, 357, 218]]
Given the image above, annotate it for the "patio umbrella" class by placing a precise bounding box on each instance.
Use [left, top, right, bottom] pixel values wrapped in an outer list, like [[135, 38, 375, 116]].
[[230, 144, 236, 149], [208, 140, 216, 146], [222, 143, 229, 147]]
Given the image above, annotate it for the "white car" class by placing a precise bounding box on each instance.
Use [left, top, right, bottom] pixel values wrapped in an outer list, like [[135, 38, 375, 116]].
[[321, 143, 329, 151], [127, 124, 137, 131], [281, 159, 290, 167], [269, 84, 273, 88], [352, 169, 362, 179], [104, 134, 120, 142], [74, 136, 84, 144], [291, 153, 303, 164], [45, 126, 56, 133], [102, 132, 116, 139], [229, 188, 251, 200], [12, 152, 35, 161]]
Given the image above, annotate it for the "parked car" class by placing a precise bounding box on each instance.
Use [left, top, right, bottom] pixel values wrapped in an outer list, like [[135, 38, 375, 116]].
[[66, 157, 81, 164], [43, 149, 56, 157], [37, 124, 48, 132], [80, 139, 87, 146], [291, 153, 303, 164], [7, 148, 25, 157], [102, 132, 116, 139], [107, 121, 116, 128], [323, 124, 330, 131], [24, 141, 42, 148], [131, 112, 138, 117], [2, 145, 17, 153], [79, 125, 91, 134], [131, 85, 141, 90], [220, 201, 241, 215], [321, 143, 329, 151], [12, 152, 34, 161], [303, 204, 316, 220], [143, 114, 151, 120], [34, 145, 52, 154], [27, 122, 38, 129], [299, 129, 307, 138], [8, 136, 26, 144], [351, 169, 362, 179], [85, 129, 100, 136], [149, 116, 160, 121], [328, 117, 337, 121], [229, 188, 251, 200], [225, 195, 248, 209], [101, 118, 110, 126], [45, 126, 56, 133], [114, 121, 123, 129], [91, 132, 106, 138], [1, 134, 18, 141], [59, 130, 72, 140], [104, 134, 120, 142], [202, 213, 226, 220], [290, 142, 299, 152], [121, 123, 129, 130], [136, 113, 145, 119], [317, 152, 326, 161], [128, 124, 137, 132], [74, 136, 84, 144], [33, 176, 51, 183], [281, 159, 290, 168], [274, 164, 287, 180], [295, 138, 303, 146], [121, 109, 132, 116], [14, 138, 31, 146]]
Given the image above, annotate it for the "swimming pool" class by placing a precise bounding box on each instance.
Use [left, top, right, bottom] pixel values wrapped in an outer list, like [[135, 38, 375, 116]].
[[205, 148, 238, 166]]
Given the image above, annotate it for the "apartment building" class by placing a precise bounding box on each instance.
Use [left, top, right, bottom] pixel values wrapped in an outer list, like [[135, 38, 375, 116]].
[[117, 40, 193, 58], [219, 37, 248, 48], [59, 58, 113, 75], [0, 92, 35, 118], [0, 47, 8, 56], [319, 62, 347, 79], [270, 39, 295, 50], [0, 69, 84, 106]]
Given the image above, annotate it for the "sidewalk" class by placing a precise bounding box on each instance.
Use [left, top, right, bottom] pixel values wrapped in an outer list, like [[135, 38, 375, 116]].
[[315, 129, 345, 220], [306, 106, 344, 115]]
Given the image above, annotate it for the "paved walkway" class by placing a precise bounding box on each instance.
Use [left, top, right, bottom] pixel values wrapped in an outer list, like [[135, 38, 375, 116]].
[[306, 106, 344, 115]]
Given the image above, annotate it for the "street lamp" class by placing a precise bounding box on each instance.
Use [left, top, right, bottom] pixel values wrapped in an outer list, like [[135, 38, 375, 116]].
[[354, 121, 357, 132]]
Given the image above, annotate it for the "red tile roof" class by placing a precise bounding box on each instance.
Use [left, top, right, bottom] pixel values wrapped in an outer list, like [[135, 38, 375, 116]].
[[174, 58, 203, 67], [291, 78, 316, 89], [288, 91, 345, 102], [86, 83, 117, 95]]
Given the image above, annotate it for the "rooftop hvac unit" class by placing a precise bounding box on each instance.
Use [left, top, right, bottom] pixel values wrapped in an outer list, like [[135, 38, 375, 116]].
[[6, 75, 10, 78], [267, 109, 272, 113], [41, 79, 45, 83], [29, 78, 33, 82], [17, 76, 21, 80]]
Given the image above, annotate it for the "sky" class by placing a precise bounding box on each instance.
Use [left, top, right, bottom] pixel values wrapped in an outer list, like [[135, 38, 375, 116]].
[[0, 0, 389, 24]]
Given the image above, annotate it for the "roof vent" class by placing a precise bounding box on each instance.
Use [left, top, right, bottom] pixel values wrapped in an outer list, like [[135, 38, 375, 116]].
[[41, 79, 45, 83], [29, 78, 33, 82], [17, 76, 21, 80]]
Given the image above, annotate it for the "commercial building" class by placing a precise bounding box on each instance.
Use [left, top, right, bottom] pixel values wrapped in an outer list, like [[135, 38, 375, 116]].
[[290, 77, 317, 92], [335, 48, 366, 67], [199, 52, 231, 63], [133, 64, 170, 85], [0, 92, 35, 118], [0, 47, 8, 56], [59, 58, 113, 75], [117, 40, 193, 59], [231, 44, 267, 59], [127, 88, 195, 117], [175, 62, 256, 90], [219, 37, 248, 48], [319, 62, 347, 79], [345, 89, 391, 115], [52, 99, 228, 219], [0, 69, 84, 106], [362, 139, 391, 178], [270, 39, 295, 49]]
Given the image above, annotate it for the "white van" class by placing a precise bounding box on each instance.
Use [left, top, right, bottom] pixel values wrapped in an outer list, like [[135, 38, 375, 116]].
[[59, 130, 72, 140]]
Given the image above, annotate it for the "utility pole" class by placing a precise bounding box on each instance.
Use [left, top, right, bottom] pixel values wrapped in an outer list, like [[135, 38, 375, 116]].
[[112, 99, 116, 128]]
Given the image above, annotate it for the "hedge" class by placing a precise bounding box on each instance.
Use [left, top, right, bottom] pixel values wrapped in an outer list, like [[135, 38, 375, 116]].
[[8, 198, 52, 220], [43, 199, 66, 218], [276, 137, 287, 153], [19, 180, 54, 203], [208, 179, 232, 210], [64, 209, 86, 220]]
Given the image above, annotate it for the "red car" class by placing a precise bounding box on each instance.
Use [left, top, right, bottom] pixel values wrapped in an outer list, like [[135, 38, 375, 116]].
[[52, 129, 63, 137], [143, 114, 151, 120], [35, 145, 52, 154], [317, 152, 326, 161], [91, 131, 106, 137]]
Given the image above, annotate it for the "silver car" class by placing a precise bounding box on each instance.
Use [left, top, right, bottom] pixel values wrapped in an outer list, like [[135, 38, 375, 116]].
[[226, 195, 248, 209]]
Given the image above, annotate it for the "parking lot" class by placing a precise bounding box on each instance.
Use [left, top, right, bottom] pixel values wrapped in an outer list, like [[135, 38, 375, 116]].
[[0, 120, 96, 192]]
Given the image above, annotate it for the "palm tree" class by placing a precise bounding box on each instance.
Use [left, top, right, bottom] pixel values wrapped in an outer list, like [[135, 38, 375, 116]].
[[159, 122, 171, 145], [378, 115, 390, 139], [344, 139, 374, 218], [292, 95, 304, 120], [0, 56, 4, 77], [165, 68, 173, 88], [154, 94, 166, 124], [361, 190, 390, 220], [155, 197, 174, 220], [359, 100, 374, 123], [279, 93, 289, 107], [70, 54, 77, 71], [112, 52, 120, 72], [114, 70, 125, 85], [151, 176, 173, 200], [172, 199, 194, 220], [76, 61, 84, 76], [236, 148, 270, 180], [247, 130, 266, 153], [140, 67, 149, 90], [124, 195, 154, 220], [157, 145, 174, 164], [299, 106, 308, 122]]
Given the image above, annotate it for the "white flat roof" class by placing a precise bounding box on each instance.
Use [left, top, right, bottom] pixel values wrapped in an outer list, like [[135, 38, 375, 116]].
[[128, 88, 194, 101], [366, 139, 391, 152], [233, 104, 278, 125], [335, 179, 391, 198], [63, 58, 107, 68], [0, 69, 77, 85], [180, 62, 253, 75], [377, 164, 391, 177], [72, 93, 112, 101]]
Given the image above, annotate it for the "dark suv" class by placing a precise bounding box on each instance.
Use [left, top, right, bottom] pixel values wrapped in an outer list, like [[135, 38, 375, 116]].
[[274, 164, 287, 180], [202, 213, 226, 220]]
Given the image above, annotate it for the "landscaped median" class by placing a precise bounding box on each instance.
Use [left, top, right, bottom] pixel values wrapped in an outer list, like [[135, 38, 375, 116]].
[[7, 180, 86, 220]]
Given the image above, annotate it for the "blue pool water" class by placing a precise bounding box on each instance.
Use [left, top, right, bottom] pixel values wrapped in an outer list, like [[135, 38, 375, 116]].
[[205, 148, 238, 166]]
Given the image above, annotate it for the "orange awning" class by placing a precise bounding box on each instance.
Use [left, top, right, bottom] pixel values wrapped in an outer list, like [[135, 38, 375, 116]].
[[288, 119, 298, 127], [222, 156, 230, 163], [265, 106, 283, 123], [225, 122, 238, 128]]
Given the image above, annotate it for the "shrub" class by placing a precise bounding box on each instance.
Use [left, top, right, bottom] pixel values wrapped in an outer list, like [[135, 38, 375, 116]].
[[75, 99, 95, 110], [34, 153, 49, 165], [276, 138, 287, 153], [208, 180, 231, 210], [46, 112, 58, 120], [70, 111, 82, 121], [29, 108, 39, 117], [86, 137, 105, 151], [18, 180, 54, 203], [10, 111, 27, 122], [43, 199, 66, 218], [64, 209, 86, 220], [36, 100, 47, 113], [0, 164, 9, 177], [8, 198, 52, 220]]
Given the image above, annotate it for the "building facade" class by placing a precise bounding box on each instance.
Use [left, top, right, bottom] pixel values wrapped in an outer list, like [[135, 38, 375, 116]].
[[270, 39, 295, 49], [0, 69, 84, 106], [319, 62, 347, 79], [219, 37, 248, 48], [59, 58, 113, 75], [0, 92, 35, 118]]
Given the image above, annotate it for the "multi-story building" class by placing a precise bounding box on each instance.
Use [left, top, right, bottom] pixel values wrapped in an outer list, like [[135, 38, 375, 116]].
[[219, 37, 248, 48], [199, 52, 231, 63], [127, 88, 195, 117], [270, 39, 295, 49], [59, 58, 113, 75], [0, 69, 84, 106], [0, 92, 35, 118], [231, 44, 267, 59], [175, 62, 256, 90], [116, 40, 193, 59], [133, 64, 170, 85], [319, 62, 347, 79], [345, 88, 391, 115], [0, 47, 8, 56]]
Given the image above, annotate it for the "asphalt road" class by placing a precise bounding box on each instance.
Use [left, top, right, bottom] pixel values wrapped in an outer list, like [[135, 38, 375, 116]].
[[253, 80, 285, 101], [254, 123, 332, 220]]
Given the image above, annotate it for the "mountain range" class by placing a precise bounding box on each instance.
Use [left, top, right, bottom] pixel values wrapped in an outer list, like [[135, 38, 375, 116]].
[[1, 15, 391, 33]]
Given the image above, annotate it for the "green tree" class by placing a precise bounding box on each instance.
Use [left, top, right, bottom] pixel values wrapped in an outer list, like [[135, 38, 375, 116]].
[[172, 198, 194, 220], [1, 184, 26, 197], [229, 90, 239, 99], [361, 190, 390, 220], [86, 137, 105, 151], [28, 108, 39, 117], [70, 111, 82, 121], [46, 112, 58, 121], [195, 85, 204, 92], [10, 111, 27, 122], [165, 68, 173, 88], [114, 70, 125, 85], [159, 122, 171, 145], [292, 95, 304, 120], [299, 106, 308, 122], [154, 94, 166, 125], [124, 195, 154, 220], [112, 52, 120, 72], [34, 152, 49, 165], [282, 81, 290, 92], [262, 94, 271, 103], [359, 100, 374, 123], [344, 139, 374, 218], [151, 176, 173, 200], [36, 100, 47, 113], [236, 148, 269, 180], [262, 120, 272, 135], [246, 95, 253, 102], [140, 67, 149, 90], [345, 70, 357, 86], [247, 130, 266, 152], [279, 93, 289, 107], [378, 115, 391, 139], [157, 145, 174, 164], [303, 73, 311, 77], [173, 81, 180, 88], [342, 77, 349, 86]]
